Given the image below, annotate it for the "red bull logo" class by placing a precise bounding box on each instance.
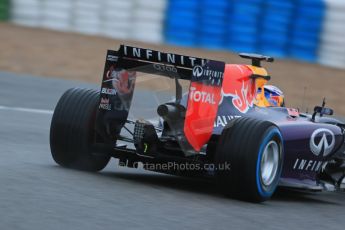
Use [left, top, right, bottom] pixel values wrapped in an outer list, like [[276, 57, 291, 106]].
[[220, 64, 256, 114]]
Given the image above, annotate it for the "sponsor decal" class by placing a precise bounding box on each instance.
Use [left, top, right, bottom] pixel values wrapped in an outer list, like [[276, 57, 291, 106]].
[[104, 69, 136, 96], [189, 87, 216, 105], [309, 128, 335, 157], [221, 80, 255, 114], [192, 65, 223, 86], [214, 115, 241, 128], [153, 63, 177, 73], [101, 87, 116, 95], [287, 108, 299, 117], [122, 45, 207, 68], [220, 65, 256, 114], [99, 97, 111, 110], [107, 55, 118, 62], [293, 158, 327, 172], [192, 65, 203, 77]]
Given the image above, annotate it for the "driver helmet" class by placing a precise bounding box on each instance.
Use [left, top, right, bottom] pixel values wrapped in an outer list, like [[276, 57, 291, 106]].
[[257, 85, 285, 107]]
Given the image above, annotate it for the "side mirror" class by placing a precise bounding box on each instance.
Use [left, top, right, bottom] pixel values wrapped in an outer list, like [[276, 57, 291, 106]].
[[314, 106, 334, 116]]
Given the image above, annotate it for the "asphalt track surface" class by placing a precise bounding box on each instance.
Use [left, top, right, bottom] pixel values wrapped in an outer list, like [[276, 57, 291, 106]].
[[1, 71, 345, 230]]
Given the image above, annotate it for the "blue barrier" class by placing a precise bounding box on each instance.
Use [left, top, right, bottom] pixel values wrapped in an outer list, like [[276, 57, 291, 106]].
[[290, 0, 325, 62], [259, 0, 295, 57], [227, 0, 262, 53], [198, 0, 229, 49], [164, 0, 199, 46], [164, 0, 326, 62]]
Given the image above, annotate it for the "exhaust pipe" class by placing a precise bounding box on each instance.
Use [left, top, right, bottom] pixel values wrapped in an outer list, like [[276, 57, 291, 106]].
[[157, 104, 184, 121]]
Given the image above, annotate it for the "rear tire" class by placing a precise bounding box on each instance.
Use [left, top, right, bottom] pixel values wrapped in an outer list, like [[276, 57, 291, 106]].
[[50, 88, 110, 171], [215, 117, 284, 202]]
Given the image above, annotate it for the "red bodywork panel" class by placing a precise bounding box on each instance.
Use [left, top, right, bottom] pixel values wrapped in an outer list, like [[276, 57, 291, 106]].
[[184, 82, 223, 151], [184, 64, 256, 151], [222, 64, 256, 114]]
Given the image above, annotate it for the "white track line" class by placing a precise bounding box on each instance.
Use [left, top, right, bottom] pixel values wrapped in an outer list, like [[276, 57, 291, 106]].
[[0, 105, 53, 115]]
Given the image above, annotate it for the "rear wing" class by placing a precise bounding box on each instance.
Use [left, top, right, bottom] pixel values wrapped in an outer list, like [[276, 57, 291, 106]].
[[103, 45, 221, 80], [98, 45, 226, 153]]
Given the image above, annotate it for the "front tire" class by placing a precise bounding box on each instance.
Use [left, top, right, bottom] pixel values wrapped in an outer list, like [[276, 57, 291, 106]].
[[50, 88, 110, 171], [215, 117, 284, 202]]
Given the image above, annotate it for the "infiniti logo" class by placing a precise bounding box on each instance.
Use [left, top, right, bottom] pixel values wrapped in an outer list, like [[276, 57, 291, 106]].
[[309, 128, 335, 157], [193, 65, 203, 77]]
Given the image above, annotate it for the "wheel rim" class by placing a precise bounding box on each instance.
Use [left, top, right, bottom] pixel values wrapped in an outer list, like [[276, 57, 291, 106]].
[[260, 140, 280, 187]]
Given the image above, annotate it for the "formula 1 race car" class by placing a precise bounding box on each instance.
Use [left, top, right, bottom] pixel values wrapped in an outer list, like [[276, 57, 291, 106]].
[[50, 45, 345, 202]]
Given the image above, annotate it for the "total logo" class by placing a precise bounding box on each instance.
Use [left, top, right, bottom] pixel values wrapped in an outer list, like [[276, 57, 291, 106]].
[[309, 128, 335, 157], [188, 79, 255, 113], [189, 87, 216, 104]]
